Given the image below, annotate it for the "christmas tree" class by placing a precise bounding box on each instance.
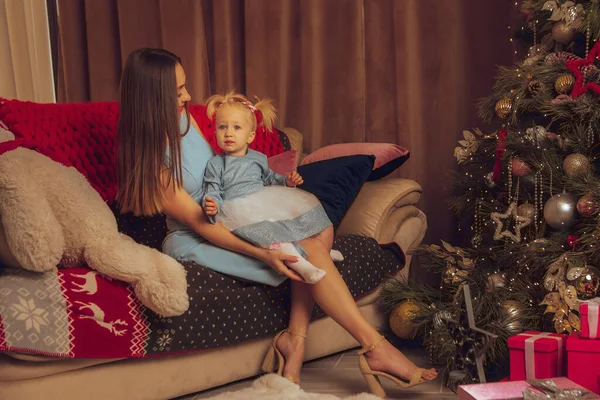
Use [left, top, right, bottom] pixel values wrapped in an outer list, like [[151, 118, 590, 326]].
[[381, 0, 600, 387]]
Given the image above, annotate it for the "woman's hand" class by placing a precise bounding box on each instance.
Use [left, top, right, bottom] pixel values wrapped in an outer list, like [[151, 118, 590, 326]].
[[261, 249, 304, 282]]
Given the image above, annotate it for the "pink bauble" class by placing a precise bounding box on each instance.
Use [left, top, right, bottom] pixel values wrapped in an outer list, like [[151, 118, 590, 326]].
[[512, 158, 532, 177]]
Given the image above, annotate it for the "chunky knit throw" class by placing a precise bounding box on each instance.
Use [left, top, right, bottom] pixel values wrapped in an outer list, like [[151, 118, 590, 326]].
[[0, 99, 285, 202]]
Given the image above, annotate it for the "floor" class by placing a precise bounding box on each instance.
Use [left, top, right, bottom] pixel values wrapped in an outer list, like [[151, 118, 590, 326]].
[[178, 344, 457, 399]]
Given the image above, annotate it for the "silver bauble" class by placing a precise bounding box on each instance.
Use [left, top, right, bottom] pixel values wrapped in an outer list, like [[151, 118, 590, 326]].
[[433, 310, 453, 330], [543, 193, 577, 230], [526, 126, 547, 142], [499, 300, 525, 335], [573, 266, 600, 300]]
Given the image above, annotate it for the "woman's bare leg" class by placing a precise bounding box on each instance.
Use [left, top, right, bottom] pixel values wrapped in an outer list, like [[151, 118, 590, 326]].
[[275, 227, 334, 382], [313, 225, 334, 249], [276, 280, 314, 383], [279, 238, 436, 383], [313, 226, 343, 260]]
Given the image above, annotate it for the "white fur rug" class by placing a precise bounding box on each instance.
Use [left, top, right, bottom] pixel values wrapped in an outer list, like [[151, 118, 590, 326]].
[[200, 374, 380, 400]]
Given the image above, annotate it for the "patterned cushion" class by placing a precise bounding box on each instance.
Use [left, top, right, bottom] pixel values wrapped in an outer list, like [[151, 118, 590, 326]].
[[0, 235, 404, 358]]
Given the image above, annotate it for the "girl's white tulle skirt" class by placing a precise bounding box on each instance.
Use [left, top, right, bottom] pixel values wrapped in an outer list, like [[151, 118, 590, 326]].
[[217, 186, 332, 247]]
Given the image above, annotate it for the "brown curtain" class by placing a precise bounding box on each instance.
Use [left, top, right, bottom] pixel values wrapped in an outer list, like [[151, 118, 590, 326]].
[[56, 0, 518, 274]]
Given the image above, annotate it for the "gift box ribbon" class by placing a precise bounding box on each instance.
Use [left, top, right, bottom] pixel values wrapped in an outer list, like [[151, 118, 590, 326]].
[[520, 332, 564, 380], [581, 298, 600, 339]]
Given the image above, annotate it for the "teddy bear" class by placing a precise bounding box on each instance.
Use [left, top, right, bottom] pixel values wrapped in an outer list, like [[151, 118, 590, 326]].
[[0, 128, 189, 317]]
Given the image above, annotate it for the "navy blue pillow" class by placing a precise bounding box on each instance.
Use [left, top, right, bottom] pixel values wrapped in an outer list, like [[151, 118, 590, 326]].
[[367, 152, 410, 181], [297, 155, 375, 229]]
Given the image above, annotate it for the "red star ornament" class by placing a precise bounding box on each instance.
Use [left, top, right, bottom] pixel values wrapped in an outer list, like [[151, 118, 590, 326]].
[[567, 40, 600, 98]]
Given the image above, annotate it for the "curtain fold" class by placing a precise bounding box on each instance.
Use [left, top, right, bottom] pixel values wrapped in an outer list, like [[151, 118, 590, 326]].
[[0, 0, 54, 102], [56, 0, 517, 251]]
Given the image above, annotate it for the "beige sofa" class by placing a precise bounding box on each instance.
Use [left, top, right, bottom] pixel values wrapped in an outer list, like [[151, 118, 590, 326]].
[[0, 128, 427, 400]]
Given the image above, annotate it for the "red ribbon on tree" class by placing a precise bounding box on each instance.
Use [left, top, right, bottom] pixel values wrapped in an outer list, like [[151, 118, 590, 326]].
[[492, 128, 508, 182]]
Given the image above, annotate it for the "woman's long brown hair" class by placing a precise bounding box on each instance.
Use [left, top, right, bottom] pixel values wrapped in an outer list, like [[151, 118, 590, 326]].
[[116, 48, 190, 216]]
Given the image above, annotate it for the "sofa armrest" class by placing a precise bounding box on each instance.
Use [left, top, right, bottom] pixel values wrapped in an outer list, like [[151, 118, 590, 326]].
[[340, 179, 427, 292], [279, 127, 427, 280], [337, 178, 427, 254]]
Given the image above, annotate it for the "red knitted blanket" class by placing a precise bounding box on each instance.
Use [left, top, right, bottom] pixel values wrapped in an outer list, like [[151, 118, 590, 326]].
[[0, 99, 285, 202]]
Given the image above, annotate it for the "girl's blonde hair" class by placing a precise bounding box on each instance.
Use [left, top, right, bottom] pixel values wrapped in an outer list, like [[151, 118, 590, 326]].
[[206, 91, 276, 131]]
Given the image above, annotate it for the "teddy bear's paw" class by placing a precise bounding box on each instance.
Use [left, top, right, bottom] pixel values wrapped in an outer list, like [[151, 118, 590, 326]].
[[134, 254, 189, 317]]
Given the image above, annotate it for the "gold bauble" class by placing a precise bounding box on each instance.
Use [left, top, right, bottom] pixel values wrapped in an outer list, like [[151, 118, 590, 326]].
[[563, 153, 590, 178], [517, 202, 536, 220], [573, 266, 600, 300], [528, 79, 544, 94], [498, 300, 525, 335], [555, 74, 575, 94], [486, 273, 506, 291], [552, 21, 576, 45], [389, 300, 420, 339], [495, 97, 513, 119]]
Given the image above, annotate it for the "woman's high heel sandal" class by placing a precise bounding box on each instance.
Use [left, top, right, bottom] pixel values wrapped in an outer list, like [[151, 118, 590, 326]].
[[261, 329, 307, 383], [358, 335, 429, 398]]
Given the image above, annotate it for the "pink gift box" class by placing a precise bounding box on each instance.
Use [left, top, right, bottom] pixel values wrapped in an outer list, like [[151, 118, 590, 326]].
[[458, 377, 599, 400], [580, 301, 600, 339], [508, 331, 567, 381], [567, 332, 600, 394]]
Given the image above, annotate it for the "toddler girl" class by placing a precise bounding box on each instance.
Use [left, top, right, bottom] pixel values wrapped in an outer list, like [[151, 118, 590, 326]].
[[202, 92, 340, 283]]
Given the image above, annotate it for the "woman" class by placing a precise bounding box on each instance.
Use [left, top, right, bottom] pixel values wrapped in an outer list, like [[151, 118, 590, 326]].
[[116, 48, 436, 397]]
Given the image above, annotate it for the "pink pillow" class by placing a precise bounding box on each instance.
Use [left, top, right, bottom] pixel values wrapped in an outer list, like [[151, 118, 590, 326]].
[[268, 150, 297, 176], [300, 143, 410, 181]]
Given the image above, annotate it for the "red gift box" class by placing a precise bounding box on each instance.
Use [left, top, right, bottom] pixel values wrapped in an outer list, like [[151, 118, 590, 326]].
[[508, 331, 567, 381], [580, 300, 600, 339], [458, 377, 598, 399], [567, 332, 600, 394]]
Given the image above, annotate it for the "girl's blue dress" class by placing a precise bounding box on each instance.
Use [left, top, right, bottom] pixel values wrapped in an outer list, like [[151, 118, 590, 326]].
[[162, 115, 288, 286]]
